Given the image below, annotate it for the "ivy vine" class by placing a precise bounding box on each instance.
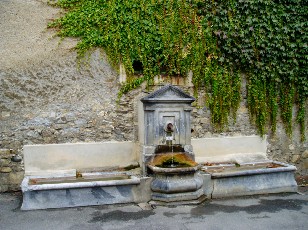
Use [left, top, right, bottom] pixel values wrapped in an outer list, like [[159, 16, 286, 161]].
[[49, 0, 307, 140]]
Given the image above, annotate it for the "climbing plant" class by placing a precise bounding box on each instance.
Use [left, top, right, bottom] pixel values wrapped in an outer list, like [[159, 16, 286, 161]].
[[49, 0, 307, 140]]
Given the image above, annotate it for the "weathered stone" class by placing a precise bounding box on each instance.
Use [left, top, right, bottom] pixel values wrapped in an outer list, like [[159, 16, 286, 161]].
[[0, 149, 10, 155], [289, 144, 295, 151], [0, 167, 12, 173], [0, 174, 9, 184], [26, 130, 40, 138], [0, 185, 9, 193], [303, 159, 308, 170], [1, 153, 13, 159], [53, 124, 65, 130], [55, 116, 68, 124], [303, 150, 308, 159], [291, 155, 301, 163], [41, 128, 54, 137], [0, 158, 11, 166], [9, 171, 24, 185], [1, 112, 11, 118], [8, 183, 21, 191]]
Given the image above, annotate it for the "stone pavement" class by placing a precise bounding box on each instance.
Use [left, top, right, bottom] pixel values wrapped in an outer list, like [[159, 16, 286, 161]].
[[0, 188, 307, 230]]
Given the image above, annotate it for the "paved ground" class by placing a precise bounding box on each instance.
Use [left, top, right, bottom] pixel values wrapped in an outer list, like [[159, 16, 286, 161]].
[[0, 188, 307, 230]]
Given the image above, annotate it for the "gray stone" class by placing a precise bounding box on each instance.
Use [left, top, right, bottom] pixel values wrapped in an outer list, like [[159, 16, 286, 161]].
[[200, 173, 213, 198], [141, 85, 195, 149], [22, 185, 136, 210], [9, 172, 24, 185], [0, 185, 9, 193], [150, 172, 203, 194], [203, 161, 298, 198], [137, 203, 153, 210], [151, 189, 204, 203], [41, 128, 54, 137], [20, 174, 150, 210], [211, 171, 297, 198], [1, 112, 10, 118], [26, 130, 40, 138], [0, 174, 9, 184]]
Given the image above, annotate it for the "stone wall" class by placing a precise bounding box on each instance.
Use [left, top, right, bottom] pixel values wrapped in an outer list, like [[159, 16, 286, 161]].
[[0, 0, 307, 192], [0, 49, 144, 192], [0, 149, 24, 192], [1, 54, 307, 192]]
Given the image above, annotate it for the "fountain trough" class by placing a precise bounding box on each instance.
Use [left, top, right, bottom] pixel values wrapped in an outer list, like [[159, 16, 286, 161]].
[[21, 170, 146, 210], [201, 161, 297, 198]]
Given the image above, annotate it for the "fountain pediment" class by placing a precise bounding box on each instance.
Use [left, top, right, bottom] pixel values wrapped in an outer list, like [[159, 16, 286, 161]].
[[141, 84, 195, 103]]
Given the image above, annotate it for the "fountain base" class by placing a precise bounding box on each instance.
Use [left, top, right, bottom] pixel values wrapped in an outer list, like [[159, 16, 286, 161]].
[[148, 153, 205, 204], [150, 191, 206, 205], [149, 171, 205, 204]]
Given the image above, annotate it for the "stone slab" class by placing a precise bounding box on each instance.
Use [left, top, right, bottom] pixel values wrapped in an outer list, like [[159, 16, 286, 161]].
[[210, 171, 297, 198], [149, 195, 206, 206], [192, 136, 268, 163], [151, 188, 204, 202], [21, 173, 153, 210], [200, 173, 213, 198], [21, 185, 136, 210], [23, 142, 138, 175]]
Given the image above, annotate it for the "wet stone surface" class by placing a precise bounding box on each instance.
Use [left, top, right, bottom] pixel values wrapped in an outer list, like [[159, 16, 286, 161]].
[[0, 191, 308, 230]]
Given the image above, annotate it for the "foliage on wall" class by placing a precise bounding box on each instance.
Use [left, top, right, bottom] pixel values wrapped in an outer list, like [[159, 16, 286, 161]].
[[49, 0, 307, 140]]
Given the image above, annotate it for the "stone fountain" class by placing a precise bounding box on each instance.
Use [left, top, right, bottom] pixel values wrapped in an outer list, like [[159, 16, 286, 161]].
[[141, 85, 205, 204], [19, 84, 298, 210]]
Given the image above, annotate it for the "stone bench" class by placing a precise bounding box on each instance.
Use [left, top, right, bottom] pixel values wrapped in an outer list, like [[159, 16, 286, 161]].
[[21, 141, 152, 210]]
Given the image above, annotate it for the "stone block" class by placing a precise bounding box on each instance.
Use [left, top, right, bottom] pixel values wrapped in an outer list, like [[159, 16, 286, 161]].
[[200, 173, 213, 198], [291, 154, 301, 163], [289, 144, 295, 151], [151, 189, 204, 203], [0, 158, 11, 166], [0, 149, 11, 157], [142, 146, 155, 155], [0, 167, 12, 173], [303, 150, 308, 159], [9, 171, 24, 185], [0, 185, 9, 193], [211, 171, 297, 198], [9, 184, 21, 191], [0, 174, 9, 184], [132, 177, 152, 203]]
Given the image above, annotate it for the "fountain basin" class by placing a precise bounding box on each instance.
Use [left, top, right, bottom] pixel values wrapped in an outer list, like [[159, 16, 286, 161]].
[[148, 153, 205, 204], [200, 161, 297, 198], [148, 164, 199, 174], [21, 172, 150, 210], [148, 152, 198, 169]]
